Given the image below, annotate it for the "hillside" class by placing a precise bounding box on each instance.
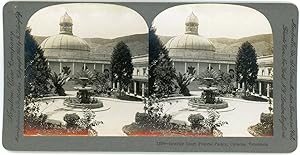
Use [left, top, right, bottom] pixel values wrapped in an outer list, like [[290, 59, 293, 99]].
[[159, 34, 273, 56], [34, 33, 273, 57], [34, 33, 148, 57]]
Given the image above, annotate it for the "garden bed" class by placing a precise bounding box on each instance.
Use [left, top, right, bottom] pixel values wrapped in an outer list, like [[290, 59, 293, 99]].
[[24, 124, 90, 136], [248, 123, 273, 137], [122, 123, 214, 137]]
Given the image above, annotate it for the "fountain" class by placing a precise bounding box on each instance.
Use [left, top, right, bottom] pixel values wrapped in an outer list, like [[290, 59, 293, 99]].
[[64, 76, 103, 109], [188, 77, 228, 109]]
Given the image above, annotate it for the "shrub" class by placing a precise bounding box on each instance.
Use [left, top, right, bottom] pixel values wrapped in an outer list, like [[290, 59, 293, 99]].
[[135, 112, 150, 124], [142, 96, 172, 128], [188, 114, 204, 129], [77, 109, 103, 130], [260, 113, 273, 125], [74, 69, 96, 86], [204, 109, 228, 133], [94, 71, 111, 95], [24, 95, 48, 126], [51, 72, 70, 96], [189, 97, 205, 104], [63, 113, 80, 128], [175, 72, 195, 96], [215, 98, 224, 104]]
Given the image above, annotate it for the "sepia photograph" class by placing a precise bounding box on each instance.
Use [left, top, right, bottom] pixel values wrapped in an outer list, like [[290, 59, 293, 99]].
[[24, 3, 148, 136], [23, 3, 273, 137], [2, 0, 298, 152], [144, 4, 274, 137]]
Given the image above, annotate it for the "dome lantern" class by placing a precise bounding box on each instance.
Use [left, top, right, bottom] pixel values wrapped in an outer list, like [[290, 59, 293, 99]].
[[185, 12, 199, 35], [59, 12, 73, 35]]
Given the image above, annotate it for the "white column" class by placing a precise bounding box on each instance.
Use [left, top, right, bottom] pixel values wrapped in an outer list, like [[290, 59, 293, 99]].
[[208, 63, 211, 70], [218, 64, 221, 70], [102, 64, 105, 73], [112, 82, 116, 89], [184, 62, 187, 73], [267, 83, 270, 97], [242, 82, 245, 89], [83, 63, 86, 70], [252, 86, 255, 94], [117, 82, 120, 90], [142, 83, 145, 97], [93, 64, 96, 70], [59, 62, 62, 73], [259, 82, 262, 96], [227, 64, 230, 73], [72, 62, 75, 75], [134, 82, 137, 95], [127, 85, 130, 93], [197, 62, 200, 75]]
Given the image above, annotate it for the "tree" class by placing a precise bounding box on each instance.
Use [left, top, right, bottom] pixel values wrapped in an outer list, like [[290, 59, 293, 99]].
[[235, 41, 258, 96], [94, 70, 111, 95], [111, 41, 133, 96], [24, 27, 52, 97], [149, 27, 176, 98]]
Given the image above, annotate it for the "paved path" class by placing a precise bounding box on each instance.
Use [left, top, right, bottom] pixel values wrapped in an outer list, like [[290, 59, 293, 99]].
[[162, 97, 269, 137], [38, 98, 144, 136], [38, 96, 269, 137]]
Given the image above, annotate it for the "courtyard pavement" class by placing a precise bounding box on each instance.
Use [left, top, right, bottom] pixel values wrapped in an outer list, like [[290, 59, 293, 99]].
[[38, 92, 269, 137]]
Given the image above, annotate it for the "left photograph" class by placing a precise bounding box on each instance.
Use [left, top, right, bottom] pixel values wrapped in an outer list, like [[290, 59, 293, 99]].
[[24, 3, 149, 136]]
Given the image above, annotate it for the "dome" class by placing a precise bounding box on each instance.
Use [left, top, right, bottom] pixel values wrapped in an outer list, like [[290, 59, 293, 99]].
[[40, 12, 90, 60], [60, 12, 73, 25], [165, 34, 215, 51], [185, 12, 198, 24], [40, 34, 90, 60], [164, 12, 216, 60]]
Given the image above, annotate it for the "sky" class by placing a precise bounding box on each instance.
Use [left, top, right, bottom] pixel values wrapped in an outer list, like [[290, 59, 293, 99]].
[[152, 4, 272, 39], [27, 3, 148, 39]]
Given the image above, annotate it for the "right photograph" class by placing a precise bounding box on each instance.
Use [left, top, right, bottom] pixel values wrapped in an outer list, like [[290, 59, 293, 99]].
[[147, 4, 273, 137]]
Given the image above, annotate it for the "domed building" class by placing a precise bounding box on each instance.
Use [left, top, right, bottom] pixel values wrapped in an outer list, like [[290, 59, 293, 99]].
[[165, 12, 236, 74], [40, 12, 110, 75], [39, 12, 148, 98]]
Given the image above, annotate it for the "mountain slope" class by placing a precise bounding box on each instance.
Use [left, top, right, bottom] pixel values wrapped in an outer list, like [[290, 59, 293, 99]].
[[34, 33, 148, 57], [159, 34, 273, 56]]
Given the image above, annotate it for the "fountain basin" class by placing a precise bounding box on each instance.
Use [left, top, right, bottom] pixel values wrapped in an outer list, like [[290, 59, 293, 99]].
[[198, 87, 218, 91], [64, 97, 104, 109], [189, 101, 228, 109], [74, 86, 93, 90]]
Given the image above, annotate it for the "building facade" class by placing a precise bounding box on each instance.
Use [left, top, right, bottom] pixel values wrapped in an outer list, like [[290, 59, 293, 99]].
[[253, 55, 273, 98]]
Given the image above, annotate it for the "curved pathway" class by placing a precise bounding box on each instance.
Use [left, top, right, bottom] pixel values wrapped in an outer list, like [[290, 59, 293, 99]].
[[162, 97, 269, 137], [38, 94, 269, 137]]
